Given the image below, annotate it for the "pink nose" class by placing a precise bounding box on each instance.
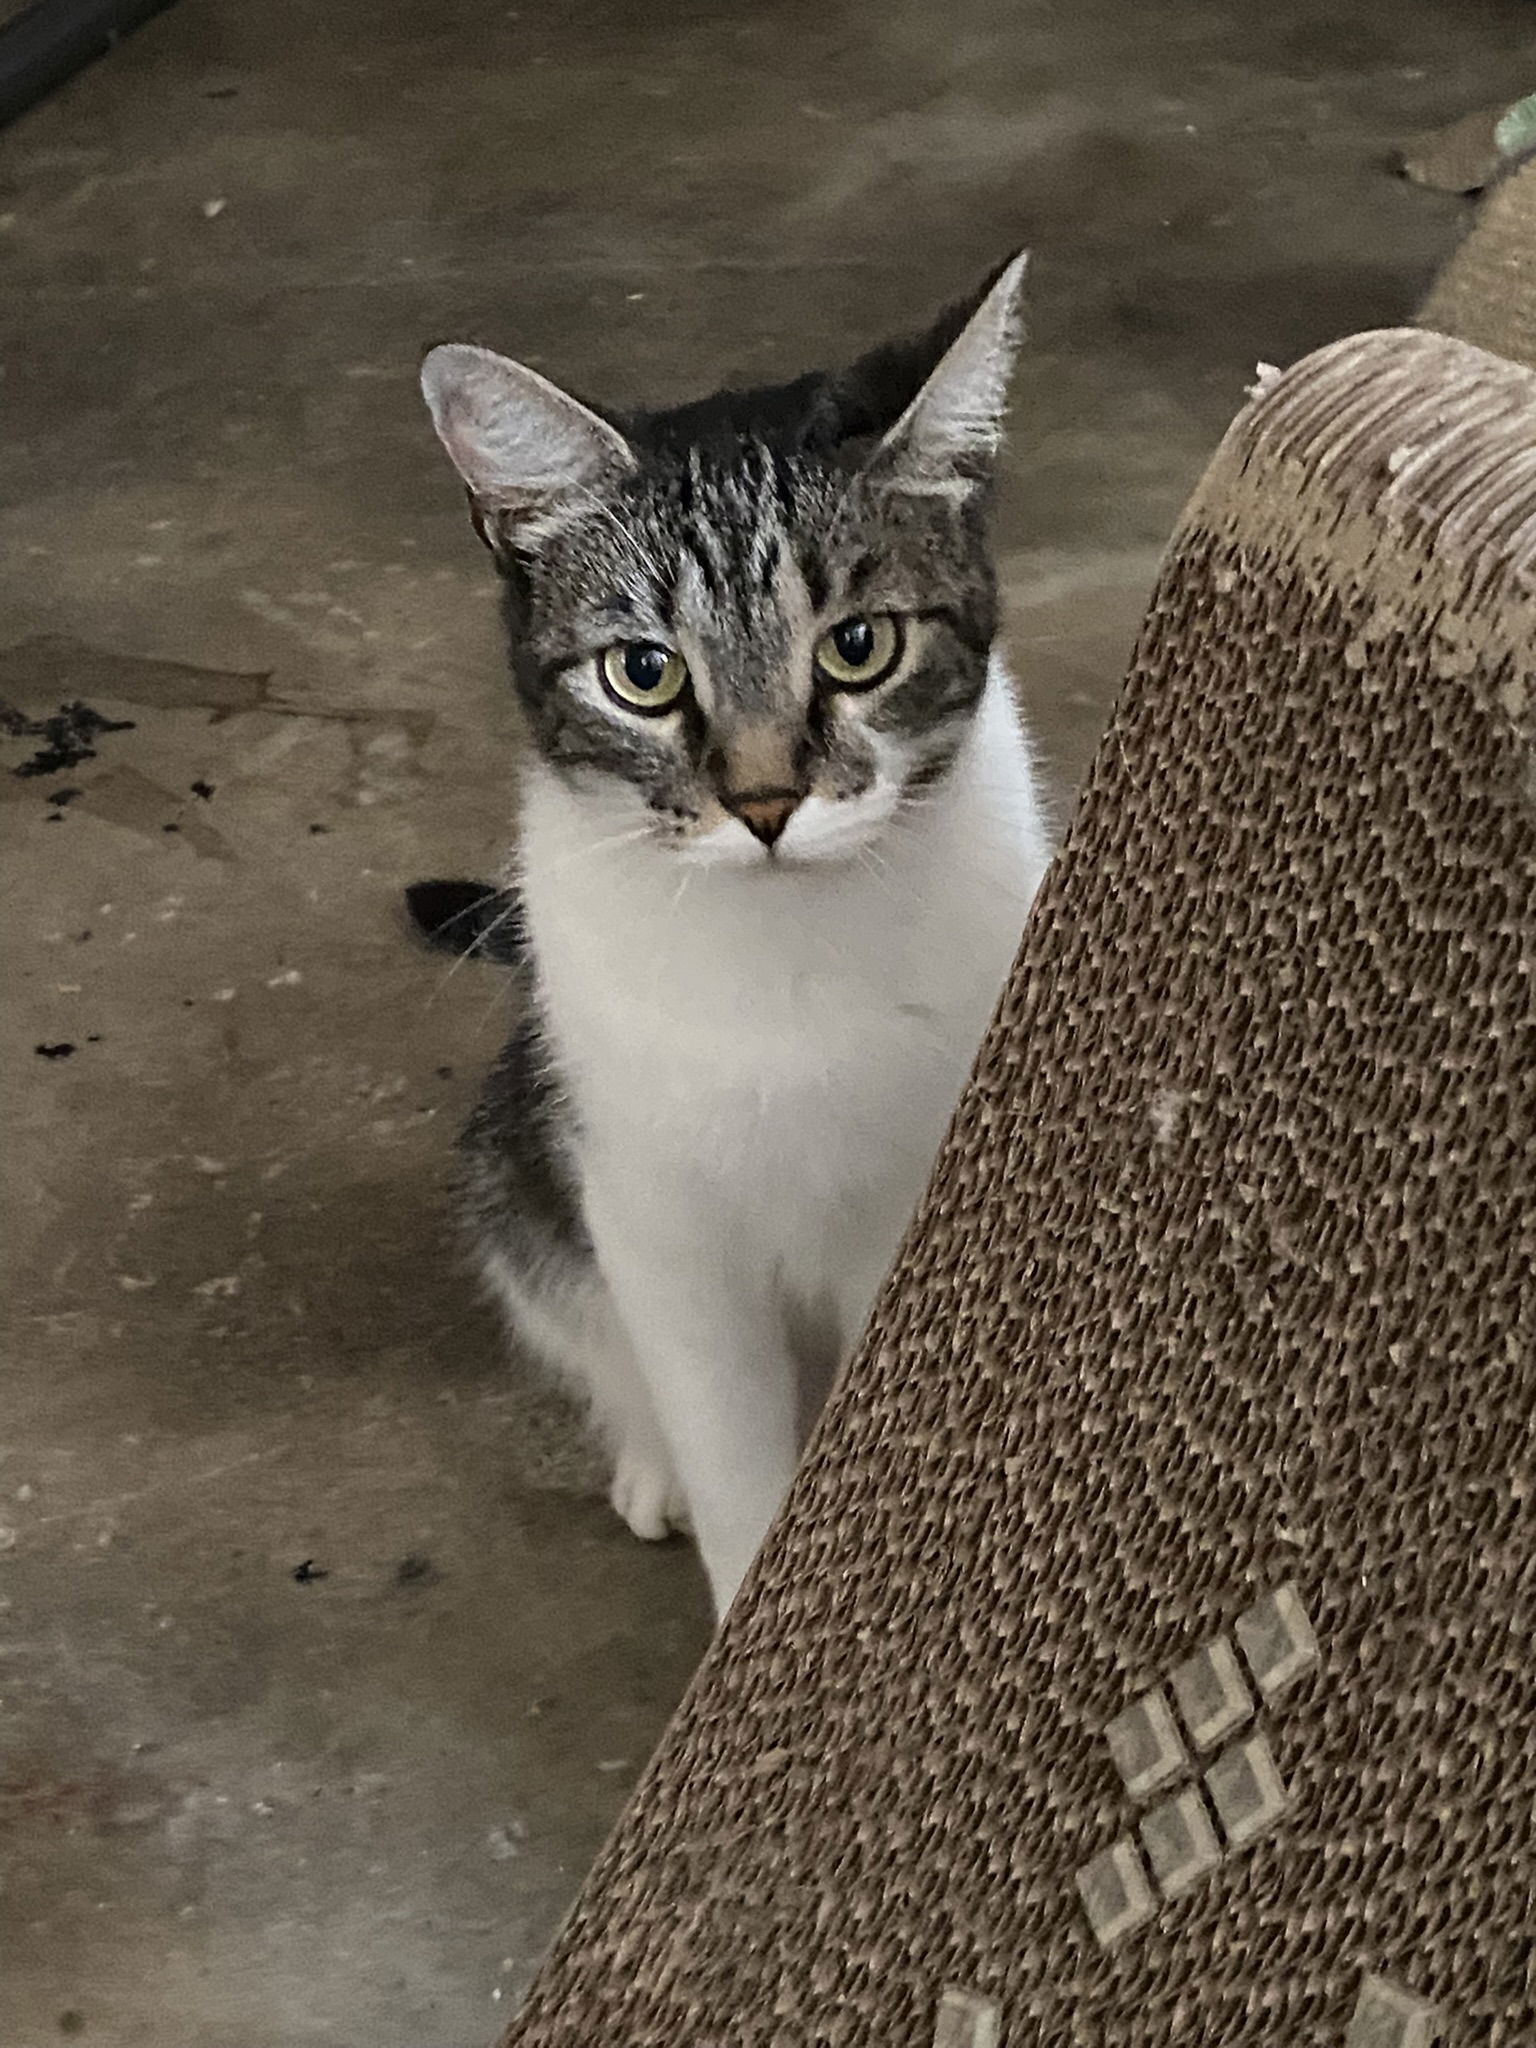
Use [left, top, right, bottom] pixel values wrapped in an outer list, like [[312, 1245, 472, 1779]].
[[725, 791, 801, 848]]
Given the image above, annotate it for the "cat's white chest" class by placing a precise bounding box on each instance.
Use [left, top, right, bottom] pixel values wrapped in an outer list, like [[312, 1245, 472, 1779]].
[[548, 902, 998, 1335], [519, 668, 1047, 1286]]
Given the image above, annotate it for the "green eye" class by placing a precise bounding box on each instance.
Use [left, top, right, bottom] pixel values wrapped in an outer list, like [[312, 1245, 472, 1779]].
[[814, 614, 903, 690], [600, 642, 689, 714]]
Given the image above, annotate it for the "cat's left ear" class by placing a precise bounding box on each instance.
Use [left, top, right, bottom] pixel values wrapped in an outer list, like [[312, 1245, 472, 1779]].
[[420, 343, 634, 542], [867, 251, 1029, 499]]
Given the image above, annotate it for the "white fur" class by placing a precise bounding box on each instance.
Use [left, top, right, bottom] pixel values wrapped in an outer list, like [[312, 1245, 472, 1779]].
[[509, 659, 1048, 1614]]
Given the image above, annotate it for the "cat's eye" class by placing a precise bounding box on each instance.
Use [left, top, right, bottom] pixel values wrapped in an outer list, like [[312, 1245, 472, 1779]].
[[814, 614, 903, 691], [599, 641, 690, 714]]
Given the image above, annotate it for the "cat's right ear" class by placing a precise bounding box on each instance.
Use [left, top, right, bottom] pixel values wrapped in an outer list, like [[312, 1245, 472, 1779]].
[[860, 252, 1029, 500], [420, 344, 633, 545]]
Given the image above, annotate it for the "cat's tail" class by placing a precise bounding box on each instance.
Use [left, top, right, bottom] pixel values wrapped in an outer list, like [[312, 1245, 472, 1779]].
[[403, 878, 526, 964]]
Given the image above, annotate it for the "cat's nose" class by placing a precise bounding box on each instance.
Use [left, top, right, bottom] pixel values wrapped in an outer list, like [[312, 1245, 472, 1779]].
[[722, 789, 801, 848]]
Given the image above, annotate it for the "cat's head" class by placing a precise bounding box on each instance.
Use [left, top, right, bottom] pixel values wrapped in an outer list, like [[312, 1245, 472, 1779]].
[[421, 254, 1026, 868]]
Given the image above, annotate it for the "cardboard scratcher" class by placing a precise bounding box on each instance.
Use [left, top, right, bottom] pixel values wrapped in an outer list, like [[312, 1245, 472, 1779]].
[[496, 325, 1535, 2046], [1417, 158, 1536, 372]]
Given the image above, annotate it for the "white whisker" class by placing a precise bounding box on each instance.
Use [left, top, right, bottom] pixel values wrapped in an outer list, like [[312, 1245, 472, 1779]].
[[422, 823, 657, 1011], [532, 820, 656, 883], [425, 893, 526, 1004]]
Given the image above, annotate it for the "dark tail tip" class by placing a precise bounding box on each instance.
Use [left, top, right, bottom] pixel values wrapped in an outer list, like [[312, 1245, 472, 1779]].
[[404, 879, 526, 963]]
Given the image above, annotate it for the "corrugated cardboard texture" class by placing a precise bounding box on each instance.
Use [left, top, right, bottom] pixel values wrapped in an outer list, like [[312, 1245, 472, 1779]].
[[1418, 157, 1536, 370]]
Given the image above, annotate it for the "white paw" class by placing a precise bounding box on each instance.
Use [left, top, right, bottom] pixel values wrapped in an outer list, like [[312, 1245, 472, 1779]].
[[608, 1453, 689, 1543]]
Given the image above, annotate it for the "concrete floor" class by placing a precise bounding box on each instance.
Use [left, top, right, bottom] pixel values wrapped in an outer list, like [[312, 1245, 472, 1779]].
[[2, 3, 1531, 2043]]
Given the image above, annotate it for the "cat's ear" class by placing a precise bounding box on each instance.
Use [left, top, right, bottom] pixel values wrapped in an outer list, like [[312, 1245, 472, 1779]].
[[865, 251, 1028, 498], [420, 344, 633, 536]]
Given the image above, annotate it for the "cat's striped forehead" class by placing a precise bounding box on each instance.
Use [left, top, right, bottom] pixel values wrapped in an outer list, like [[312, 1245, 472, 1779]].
[[673, 446, 800, 610], [636, 441, 836, 604], [575, 434, 885, 613], [645, 444, 833, 709], [530, 437, 854, 706]]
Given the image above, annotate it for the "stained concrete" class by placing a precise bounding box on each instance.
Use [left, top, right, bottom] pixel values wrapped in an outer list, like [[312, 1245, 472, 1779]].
[[1, 3, 1531, 2043]]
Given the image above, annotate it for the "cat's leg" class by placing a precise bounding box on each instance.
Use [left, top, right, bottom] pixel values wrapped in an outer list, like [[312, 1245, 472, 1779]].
[[480, 1250, 685, 1542], [462, 1018, 684, 1542], [565, 1278, 689, 1543], [582, 1166, 799, 1616]]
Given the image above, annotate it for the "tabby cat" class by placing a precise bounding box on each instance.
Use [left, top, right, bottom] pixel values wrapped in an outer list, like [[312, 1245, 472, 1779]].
[[417, 253, 1048, 1616]]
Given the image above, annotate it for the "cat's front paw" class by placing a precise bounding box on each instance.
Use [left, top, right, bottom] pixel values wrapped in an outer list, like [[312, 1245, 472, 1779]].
[[609, 1453, 689, 1543]]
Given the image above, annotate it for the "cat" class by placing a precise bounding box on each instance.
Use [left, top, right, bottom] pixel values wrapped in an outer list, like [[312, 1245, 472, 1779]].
[[417, 252, 1050, 1617]]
